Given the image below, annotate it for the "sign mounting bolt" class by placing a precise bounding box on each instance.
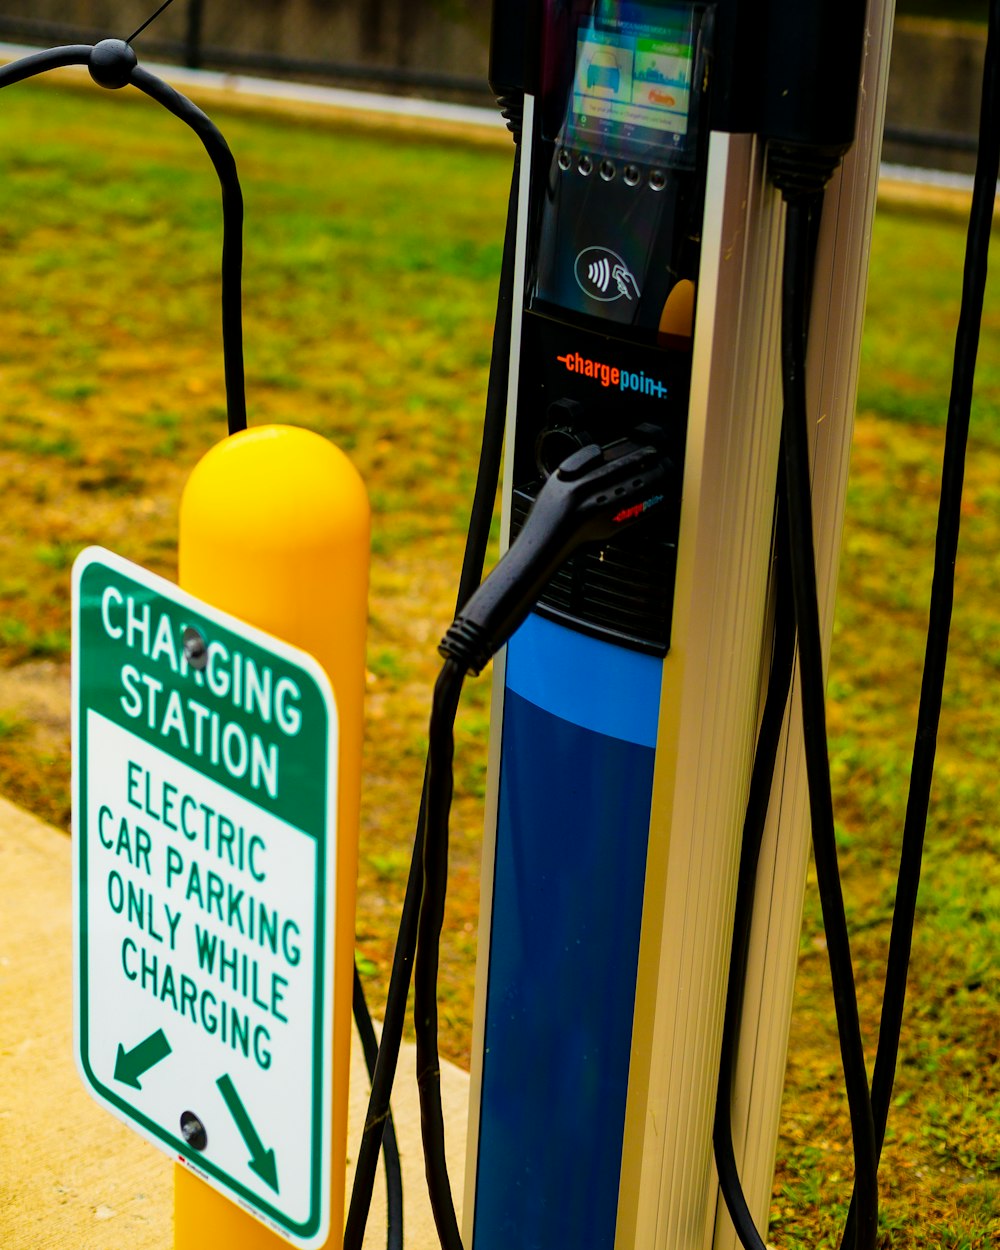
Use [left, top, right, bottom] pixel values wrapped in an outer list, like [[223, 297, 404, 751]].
[[182, 626, 208, 670], [180, 1110, 208, 1152]]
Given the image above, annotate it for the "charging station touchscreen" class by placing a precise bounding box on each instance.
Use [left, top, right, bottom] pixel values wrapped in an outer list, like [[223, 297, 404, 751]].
[[533, 3, 710, 335], [569, 4, 697, 158]]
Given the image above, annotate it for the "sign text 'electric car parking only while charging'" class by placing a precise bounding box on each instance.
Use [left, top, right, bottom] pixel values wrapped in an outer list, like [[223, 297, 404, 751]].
[[72, 548, 338, 1249]]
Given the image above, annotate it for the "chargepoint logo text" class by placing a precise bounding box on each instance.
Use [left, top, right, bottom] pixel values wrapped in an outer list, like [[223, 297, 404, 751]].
[[574, 246, 641, 302], [556, 350, 669, 401]]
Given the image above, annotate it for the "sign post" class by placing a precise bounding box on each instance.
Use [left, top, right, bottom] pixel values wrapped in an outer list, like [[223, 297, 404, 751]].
[[73, 547, 340, 1247]]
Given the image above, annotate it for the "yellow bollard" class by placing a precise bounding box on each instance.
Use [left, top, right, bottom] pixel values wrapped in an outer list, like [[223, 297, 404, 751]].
[[175, 424, 369, 1249]]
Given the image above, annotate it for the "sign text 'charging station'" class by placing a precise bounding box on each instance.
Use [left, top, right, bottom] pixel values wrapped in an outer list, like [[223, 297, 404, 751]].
[[72, 548, 338, 1250]]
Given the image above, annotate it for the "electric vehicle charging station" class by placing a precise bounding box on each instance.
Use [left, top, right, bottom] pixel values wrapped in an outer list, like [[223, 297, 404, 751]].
[[459, 3, 897, 1247], [6, 4, 996, 1247]]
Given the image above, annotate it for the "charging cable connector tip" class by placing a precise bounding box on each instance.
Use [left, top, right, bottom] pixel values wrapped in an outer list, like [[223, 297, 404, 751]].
[[440, 429, 672, 674]]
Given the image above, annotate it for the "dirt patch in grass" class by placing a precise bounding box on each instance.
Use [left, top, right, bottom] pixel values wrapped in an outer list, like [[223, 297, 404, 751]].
[[0, 659, 70, 827]]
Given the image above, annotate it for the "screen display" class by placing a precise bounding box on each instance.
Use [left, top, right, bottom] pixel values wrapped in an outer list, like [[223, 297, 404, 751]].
[[565, 4, 701, 157]]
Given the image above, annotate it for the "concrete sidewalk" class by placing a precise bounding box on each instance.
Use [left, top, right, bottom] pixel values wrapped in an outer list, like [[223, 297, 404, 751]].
[[0, 793, 468, 1250]]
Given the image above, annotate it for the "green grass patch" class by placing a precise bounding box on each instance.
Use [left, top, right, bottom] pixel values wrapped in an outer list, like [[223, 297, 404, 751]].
[[859, 203, 1000, 445], [0, 79, 995, 1247]]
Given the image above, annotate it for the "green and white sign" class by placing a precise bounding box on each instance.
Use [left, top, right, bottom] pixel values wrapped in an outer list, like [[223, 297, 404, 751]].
[[72, 548, 338, 1249]]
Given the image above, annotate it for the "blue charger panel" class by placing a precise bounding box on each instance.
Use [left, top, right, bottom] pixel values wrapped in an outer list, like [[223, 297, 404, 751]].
[[472, 614, 661, 1249]]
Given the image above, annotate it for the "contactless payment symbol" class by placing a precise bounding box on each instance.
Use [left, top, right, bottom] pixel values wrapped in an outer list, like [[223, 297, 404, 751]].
[[71, 547, 338, 1249], [575, 246, 641, 303]]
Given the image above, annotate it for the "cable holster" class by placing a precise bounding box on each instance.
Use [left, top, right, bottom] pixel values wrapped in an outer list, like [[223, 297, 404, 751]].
[[440, 433, 672, 674]]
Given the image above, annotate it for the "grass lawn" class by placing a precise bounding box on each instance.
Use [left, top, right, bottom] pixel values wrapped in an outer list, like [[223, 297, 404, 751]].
[[0, 81, 996, 1246]]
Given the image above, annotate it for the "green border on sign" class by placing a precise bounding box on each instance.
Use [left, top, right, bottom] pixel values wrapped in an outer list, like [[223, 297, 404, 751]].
[[73, 551, 336, 1244]]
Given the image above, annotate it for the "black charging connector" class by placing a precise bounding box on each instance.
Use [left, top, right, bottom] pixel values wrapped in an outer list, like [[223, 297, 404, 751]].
[[441, 427, 673, 675]]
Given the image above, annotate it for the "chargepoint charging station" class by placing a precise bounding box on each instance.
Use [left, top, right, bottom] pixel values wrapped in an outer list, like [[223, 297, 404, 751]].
[[8, 3, 988, 1247], [461, 3, 895, 1248]]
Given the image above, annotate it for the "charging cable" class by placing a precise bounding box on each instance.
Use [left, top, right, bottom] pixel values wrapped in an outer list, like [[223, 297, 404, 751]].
[[841, 2, 1000, 1241], [343, 141, 523, 1250], [352, 964, 404, 1249], [713, 453, 797, 1248], [716, 4, 1000, 1247], [0, 32, 410, 1243], [0, 39, 247, 436], [778, 188, 880, 1250], [411, 431, 674, 1250]]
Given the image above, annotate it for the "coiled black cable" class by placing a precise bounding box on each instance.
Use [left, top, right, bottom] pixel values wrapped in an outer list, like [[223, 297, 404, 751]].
[[353, 963, 404, 1250], [713, 459, 796, 1249], [780, 190, 880, 1250], [414, 659, 468, 1250]]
